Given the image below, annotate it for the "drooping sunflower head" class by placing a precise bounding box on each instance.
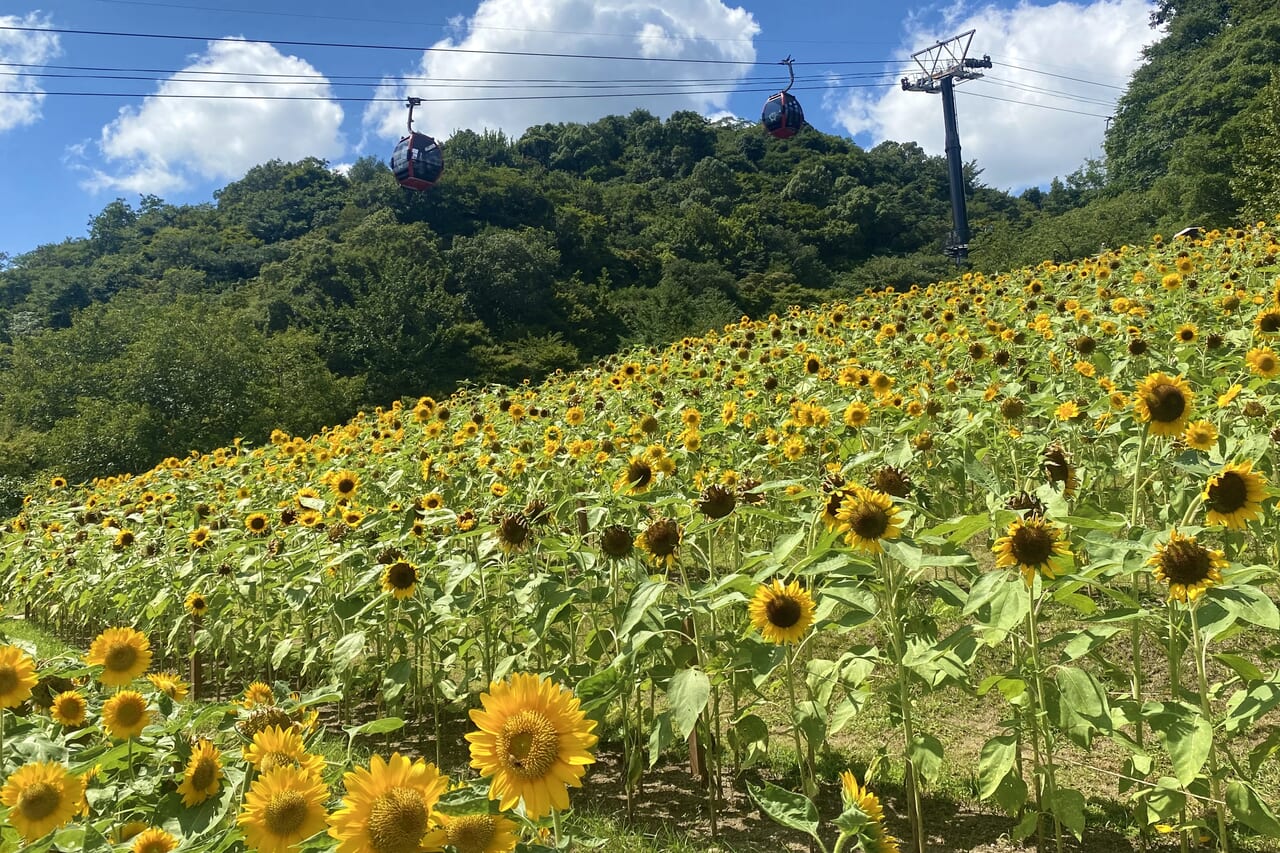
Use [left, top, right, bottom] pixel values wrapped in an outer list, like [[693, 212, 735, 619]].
[[837, 771, 902, 853], [327, 752, 448, 853], [465, 672, 598, 819], [422, 812, 520, 853], [1202, 461, 1267, 530], [993, 517, 1071, 585], [86, 626, 152, 687], [635, 518, 682, 567], [0, 644, 38, 709], [0, 761, 86, 842], [147, 672, 189, 701], [598, 524, 634, 560], [238, 767, 329, 853], [102, 690, 151, 740], [1255, 307, 1280, 335], [835, 485, 902, 554], [868, 465, 913, 498], [748, 579, 816, 645], [1041, 443, 1078, 496], [177, 739, 224, 807], [696, 484, 736, 519], [236, 706, 296, 739], [243, 681, 276, 709], [1148, 529, 1226, 603], [1134, 373, 1195, 436], [50, 689, 87, 727], [381, 560, 418, 599], [1004, 491, 1047, 519], [495, 512, 532, 555]]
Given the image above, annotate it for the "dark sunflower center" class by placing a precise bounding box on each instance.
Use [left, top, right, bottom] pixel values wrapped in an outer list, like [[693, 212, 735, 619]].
[[105, 643, 138, 673], [600, 525, 633, 558], [824, 491, 844, 520], [1260, 312, 1280, 333], [1206, 472, 1247, 513], [448, 815, 497, 853], [698, 485, 736, 519], [367, 787, 430, 853], [1145, 383, 1187, 422], [55, 696, 83, 720], [338, 478, 356, 494], [264, 790, 309, 836], [1258, 354, 1277, 372], [765, 595, 803, 628], [848, 503, 890, 540], [191, 597, 206, 611], [387, 562, 416, 590], [250, 517, 266, 531], [0, 666, 17, 695], [17, 782, 61, 821], [1159, 540, 1213, 585], [501, 709, 560, 779], [627, 461, 653, 488], [1010, 524, 1055, 567], [190, 757, 218, 792], [499, 515, 529, 546], [644, 521, 680, 557], [113, 698, 144, 727]]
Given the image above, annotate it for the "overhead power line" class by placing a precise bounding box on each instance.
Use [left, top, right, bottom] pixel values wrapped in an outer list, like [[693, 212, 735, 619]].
[[0, 24, 906, 67], [957, 89, 1112, 118]]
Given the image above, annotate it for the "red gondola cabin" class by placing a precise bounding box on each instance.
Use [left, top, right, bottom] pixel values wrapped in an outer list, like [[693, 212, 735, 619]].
[[391, 97, 443, 191]]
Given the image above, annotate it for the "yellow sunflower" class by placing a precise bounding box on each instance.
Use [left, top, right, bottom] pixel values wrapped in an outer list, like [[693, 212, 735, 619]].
[[843, 401, 871, 428], [422, 812, 520, 853], [85, 626, 152, 687], [381, 560, 418, 599], [177, 738, 224, 806], [1149, 529, 1226, 604], [244, 726, 326, 779], [466, 672, 599, 819], [834, 486, 902, 553], [1246, 346, 1280, 378], [1182, 420, 1218, 451], [614, 455, 656, 494], [238, 767, 329, 853], [993, 517, 1072, 585], [243, 682, 276, 709], [327, 753, 448, 853], [147, 672, 189, 701], [838, 771, 902, 853], [188, 526, 212, 549], [0, 644, 38, 708], [245, 513, 271, 536], [634, 518, 682, 568], [50, 690, 87, 727], [748, 579, 816, 645], [1134, 373, 1195, 436], [0, 761, 86, 842], [102, 690, 151, 740], [130, 827, 179, 853], [185, 591, 209, 617], [330, 469, 361, 500], [1202, 461, 1267, 530], [1255, 306, 1280, 335]]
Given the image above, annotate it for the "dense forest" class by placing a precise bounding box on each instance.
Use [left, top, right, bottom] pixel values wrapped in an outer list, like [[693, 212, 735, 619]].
[[0, 0, 1277, 507]]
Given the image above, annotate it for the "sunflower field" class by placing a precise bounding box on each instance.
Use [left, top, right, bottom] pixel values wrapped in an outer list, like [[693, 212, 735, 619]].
[[2, 224, 1280, 853]]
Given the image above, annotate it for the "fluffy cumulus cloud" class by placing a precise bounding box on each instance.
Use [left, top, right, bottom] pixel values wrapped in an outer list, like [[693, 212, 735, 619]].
[[0, 13, 62, 133], [363, 0, 759, 145], [82, 38, 344, 194], [833, 0, 1156, 190]]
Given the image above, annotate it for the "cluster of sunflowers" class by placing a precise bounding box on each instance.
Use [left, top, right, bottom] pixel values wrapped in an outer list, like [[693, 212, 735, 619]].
[[2, 223, 1280, 850], [0, 626, 600, 851]]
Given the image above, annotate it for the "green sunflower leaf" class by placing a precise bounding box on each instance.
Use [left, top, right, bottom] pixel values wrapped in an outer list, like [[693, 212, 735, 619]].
[[748, 782, 821, 841]]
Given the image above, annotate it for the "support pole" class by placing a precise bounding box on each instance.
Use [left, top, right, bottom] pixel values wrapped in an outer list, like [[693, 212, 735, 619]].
[[940, 75, 970, 264]]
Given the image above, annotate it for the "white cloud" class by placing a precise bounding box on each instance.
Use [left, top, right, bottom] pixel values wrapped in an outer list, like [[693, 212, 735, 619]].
[[362, 0, 759, 146], [80, 38, 345, 194], [834, 0, 1156, 191], [0, 13, 61, 133]]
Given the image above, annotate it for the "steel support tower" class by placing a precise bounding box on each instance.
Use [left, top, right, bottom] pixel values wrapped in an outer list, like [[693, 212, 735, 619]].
[[901, 30, 991, 265]]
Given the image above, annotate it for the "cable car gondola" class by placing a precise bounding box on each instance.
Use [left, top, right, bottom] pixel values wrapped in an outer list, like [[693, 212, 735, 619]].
[[390, 97, 443, 191], [762, 56, 804, 139]]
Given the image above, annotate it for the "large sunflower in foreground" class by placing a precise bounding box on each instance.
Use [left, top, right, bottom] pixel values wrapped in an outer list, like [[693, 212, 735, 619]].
[[1149, 529, 1226, 604], [0, 643, 38, 708], [1133, 373, 1194, 436], [238, 766, 329, 853], [327, 753, 448, 853], [838, 771, 902, 853], [835, 485, 903, 553], [466, 673, 599, 819], [85, 626, 152, 687], [1203, 461, 1267, 529], [423, 812, 520, 853], [993, 517, 1071, 585], [177, 738, 224, 806], [0, 761, 86, 842], [748, 579, 816, 645]]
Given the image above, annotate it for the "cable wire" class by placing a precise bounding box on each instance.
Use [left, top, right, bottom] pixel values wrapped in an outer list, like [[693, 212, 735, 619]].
[[977, 76, 1117, 109], [957, 88, 1112, 118], [988, 59, 1127, 90]]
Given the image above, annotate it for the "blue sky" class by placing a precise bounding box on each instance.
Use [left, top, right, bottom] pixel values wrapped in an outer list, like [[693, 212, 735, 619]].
[[0, 0, 1157, 257]]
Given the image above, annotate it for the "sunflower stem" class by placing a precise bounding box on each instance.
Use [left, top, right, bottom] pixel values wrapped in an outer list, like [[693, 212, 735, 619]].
[[1026, 583, 1064, 853], [1128, 425, 1151, 839], [881, 554, 925, 853], [1189, 603, 1230, 853], [783, 645, 813, 797], [551, 807, 562, 847]]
